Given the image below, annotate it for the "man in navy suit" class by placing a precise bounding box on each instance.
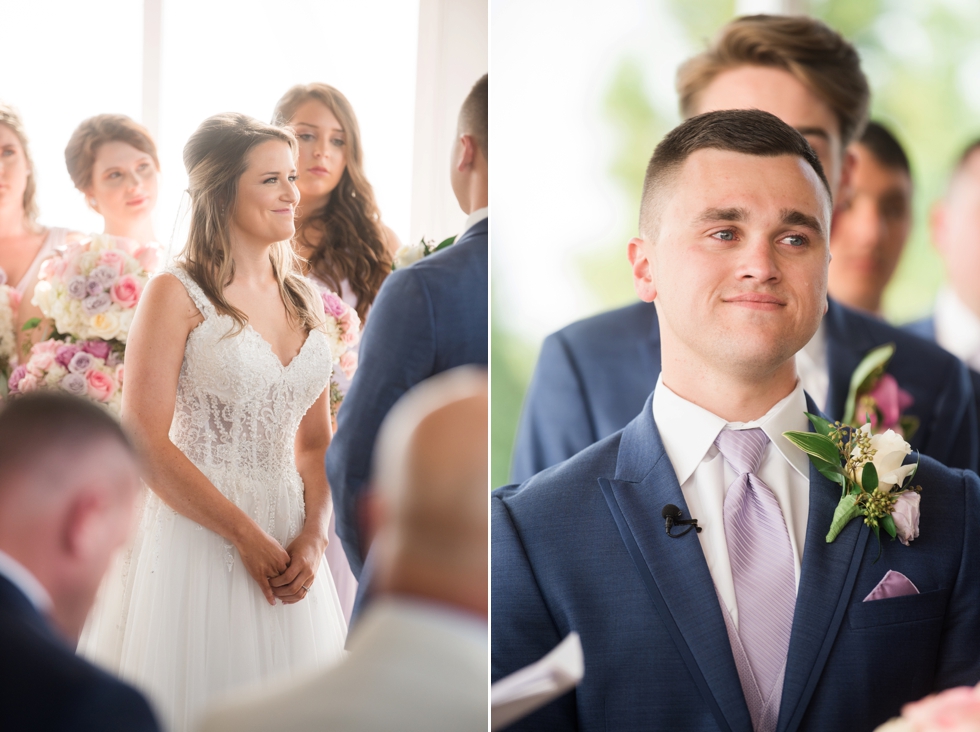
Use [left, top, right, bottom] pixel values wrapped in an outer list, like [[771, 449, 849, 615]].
[[512, 15, 977, 483], [327, 73, 489, 577], [0, 394, 160, 732], [493, 110, 980, 732]]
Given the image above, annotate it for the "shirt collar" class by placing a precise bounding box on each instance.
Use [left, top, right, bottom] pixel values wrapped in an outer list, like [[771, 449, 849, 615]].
[[935, 287, 980, 363], [652, 375, 812, 486], [461, 207, 488, 238], [0, 548, 53, 613]]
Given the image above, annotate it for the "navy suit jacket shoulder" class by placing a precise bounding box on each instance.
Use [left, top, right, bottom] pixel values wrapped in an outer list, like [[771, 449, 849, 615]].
[[512, 300, 977, 481], [326, 219, 488, 575], [0, 576, 160, 732], [494, 395, 980, 732]]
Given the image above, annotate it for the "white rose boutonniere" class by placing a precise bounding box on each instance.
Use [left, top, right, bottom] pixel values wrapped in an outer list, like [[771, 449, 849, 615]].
[[784, 414, 922, 559], [392, 235, 456, 270]]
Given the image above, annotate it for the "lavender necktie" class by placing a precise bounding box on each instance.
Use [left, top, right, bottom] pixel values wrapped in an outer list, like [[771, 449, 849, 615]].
[[715, 428, 796, 732]]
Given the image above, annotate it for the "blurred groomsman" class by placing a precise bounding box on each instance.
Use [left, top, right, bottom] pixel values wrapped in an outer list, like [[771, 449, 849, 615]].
[[203, 368, 488, 732], [327, 73, 489, 578], [908, 140, 980, 367], [511, 15, 977, 483], [828, 122, 914, 315], [0, 394, 160, 732]]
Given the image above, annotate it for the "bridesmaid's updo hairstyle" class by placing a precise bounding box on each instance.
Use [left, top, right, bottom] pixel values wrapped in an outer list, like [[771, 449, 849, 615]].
[[0, 101, 40, 224], [273, 83, 390, 321], [64, 114, 160, 191], [179, 112, 323, 335]]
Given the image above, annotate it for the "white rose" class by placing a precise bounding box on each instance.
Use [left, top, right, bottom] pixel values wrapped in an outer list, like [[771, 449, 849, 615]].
[[393, 242, 425, 270], [89, 311, 121, 340], [853, 425, 915, 492]]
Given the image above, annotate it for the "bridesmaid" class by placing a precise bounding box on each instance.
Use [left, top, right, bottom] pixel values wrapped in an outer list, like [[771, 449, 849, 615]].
[[64, 114, 160, 247], [0, 102, 82, 352], [273, 83, 399, 622]]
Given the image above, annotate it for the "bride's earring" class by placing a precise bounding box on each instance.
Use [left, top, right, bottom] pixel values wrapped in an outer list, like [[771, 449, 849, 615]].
[[89, 198, 98, 208]]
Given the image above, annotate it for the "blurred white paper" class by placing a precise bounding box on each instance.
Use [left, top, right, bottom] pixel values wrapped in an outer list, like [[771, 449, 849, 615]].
[[490, 632, 584, 730]]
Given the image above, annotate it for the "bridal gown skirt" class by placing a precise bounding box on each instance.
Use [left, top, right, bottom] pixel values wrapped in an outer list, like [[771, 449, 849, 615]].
[[79, 482, 348, 732]]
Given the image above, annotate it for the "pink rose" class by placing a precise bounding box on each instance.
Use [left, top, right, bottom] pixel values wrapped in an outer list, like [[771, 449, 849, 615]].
[[868, 373, 914, 432], [55, 344, 81, 368], [115, 364, 124, 387], [7, 288, 21, 311], [110, 274, 142, 309], [39, 256, 68, 282], [8, 365, 26, 393], [134, 245, 161, 273], [86, 369, 115, 402], [339, 350, 358, 380], [18, 373, 38, 393], [32, 339, 60, 356], [81, 340, 111, 361], [891, 491, 920, 547], [98, 249, 127, 276], [321, 291, 348, 319], [28, 351, 54, 374]]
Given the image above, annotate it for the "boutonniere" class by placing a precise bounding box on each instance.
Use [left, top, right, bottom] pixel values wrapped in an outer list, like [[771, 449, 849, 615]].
[[844, 343, 918, 441], [392, 235, 456, 270], [784, 414, 922, 557]]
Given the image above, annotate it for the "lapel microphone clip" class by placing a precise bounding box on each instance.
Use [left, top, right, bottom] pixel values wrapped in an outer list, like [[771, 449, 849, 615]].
[[662, 504, 702, 538]]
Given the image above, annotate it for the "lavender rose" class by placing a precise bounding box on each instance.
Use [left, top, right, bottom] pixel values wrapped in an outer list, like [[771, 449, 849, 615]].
[[55, 344, 81, 368], [86, 277, 104, 296], [8, 365, 26, 393], [60, 372, 88, 397], [82, 292, 112, 316], [81, 340, 111, 360], [67, 275, 88, 300], [892, 491, 921, 546], [89, 264, 119, 289], [68, 351, 94, 374]]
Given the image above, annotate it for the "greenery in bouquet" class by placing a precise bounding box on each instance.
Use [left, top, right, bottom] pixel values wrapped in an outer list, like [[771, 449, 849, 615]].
[[392, 234, 456, 270]]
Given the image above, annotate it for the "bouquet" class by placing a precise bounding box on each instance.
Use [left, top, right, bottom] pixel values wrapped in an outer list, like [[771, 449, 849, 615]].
[[875, 682, 980, 731], [9, 339, 124, 415], [30, 233, 159, 343], [320, 289, 361, 418], [0, 273, 22, 386], [392, 234, 456, 270], [11, 234, 160, 413]]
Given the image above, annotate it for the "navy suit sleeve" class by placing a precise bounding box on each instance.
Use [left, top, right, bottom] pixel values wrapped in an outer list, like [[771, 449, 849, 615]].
[[492, 493, 578, 729], [70, 680, 161, 732], [934, 470, 980, 688], [511, 332, 598, 484], [923, 358, 978, 473], [326, 267, 436, 577]]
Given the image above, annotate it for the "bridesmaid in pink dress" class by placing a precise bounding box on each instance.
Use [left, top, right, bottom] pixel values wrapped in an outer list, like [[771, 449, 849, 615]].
[[273, 83, 401, 622], [0, 102, 82, 355], [64, 114, 160, 249]]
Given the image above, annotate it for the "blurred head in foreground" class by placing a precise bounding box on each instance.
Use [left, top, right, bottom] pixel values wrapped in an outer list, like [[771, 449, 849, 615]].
[[369, 366, 488, 618], [0, 393, 141, 640], [828, 122, 913, 315], [933, 140, 980, 318]]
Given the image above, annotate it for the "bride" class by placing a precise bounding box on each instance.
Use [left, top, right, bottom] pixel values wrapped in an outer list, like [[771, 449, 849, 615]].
[[78, 113, 347, 731]]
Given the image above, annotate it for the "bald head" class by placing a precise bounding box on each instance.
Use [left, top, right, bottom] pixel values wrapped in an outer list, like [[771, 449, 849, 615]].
[[370, 368, 488, 616]]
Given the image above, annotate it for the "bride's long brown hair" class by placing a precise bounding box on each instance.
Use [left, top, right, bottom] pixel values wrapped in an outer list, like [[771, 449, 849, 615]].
[[273, 83, 391, 321], [179, 113, 323, 335]]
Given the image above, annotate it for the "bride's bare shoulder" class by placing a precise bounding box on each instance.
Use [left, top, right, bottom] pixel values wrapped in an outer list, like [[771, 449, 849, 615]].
[[140, 271, 204, 329]]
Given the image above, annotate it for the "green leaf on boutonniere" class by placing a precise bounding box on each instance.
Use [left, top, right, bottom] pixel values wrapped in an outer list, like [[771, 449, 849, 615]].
[[783, 431, 840, 466], [827, 494, 863, 542], [20, 317, 41, 332], [432, 235, 456, 252], [881, 513, 897, 539], [805, 412, 834, 437], [862, 462, 879, 492], [843, 343, 895, 425]]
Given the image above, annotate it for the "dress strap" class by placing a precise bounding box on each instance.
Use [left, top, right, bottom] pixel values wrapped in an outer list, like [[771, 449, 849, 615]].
[[163, 265, 217, 319]]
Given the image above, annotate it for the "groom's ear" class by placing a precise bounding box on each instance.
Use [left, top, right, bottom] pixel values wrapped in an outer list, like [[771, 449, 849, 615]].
[[628, 237, 657, 303]]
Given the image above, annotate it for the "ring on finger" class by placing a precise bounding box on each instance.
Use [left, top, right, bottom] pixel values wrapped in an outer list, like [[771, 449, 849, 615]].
[[301, 584, 310, 592]]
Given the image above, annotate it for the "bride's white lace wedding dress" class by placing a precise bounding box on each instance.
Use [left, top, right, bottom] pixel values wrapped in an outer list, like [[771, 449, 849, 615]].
[[78, 266, 347, 732]]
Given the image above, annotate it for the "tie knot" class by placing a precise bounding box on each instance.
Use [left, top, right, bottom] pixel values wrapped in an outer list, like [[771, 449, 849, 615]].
[[714, 428, 769, 476]]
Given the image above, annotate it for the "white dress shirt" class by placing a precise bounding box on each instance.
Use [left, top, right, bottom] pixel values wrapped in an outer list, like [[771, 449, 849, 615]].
[[461, 206, 488, 238], [934, 288, 980, 372], [795, 318, 829, 411], [652, 377, 811, 629], [0, 548, 53, 613]]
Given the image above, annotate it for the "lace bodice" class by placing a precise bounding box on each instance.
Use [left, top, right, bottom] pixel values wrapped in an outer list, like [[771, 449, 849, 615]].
[[164, 266, 332, 513]]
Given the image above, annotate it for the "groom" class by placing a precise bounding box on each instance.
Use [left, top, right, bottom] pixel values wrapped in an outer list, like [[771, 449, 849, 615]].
[[492, 110, 980, 732]]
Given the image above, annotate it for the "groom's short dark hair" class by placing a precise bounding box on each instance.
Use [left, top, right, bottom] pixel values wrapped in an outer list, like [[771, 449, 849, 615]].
[[639, 109, 830, 238]]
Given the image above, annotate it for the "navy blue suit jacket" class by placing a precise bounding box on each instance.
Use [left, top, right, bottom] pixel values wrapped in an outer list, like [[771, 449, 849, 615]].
[[512, 299, 978, 482], [493, 393, 980, 731], [0, 574, 160, 732], [326, 218, 488, 576]]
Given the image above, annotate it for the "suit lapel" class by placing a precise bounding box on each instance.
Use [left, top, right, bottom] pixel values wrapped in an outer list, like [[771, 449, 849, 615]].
[[599, 397, 752, 732], [824, 300, 870, 421], [776, 399, 871, 732]]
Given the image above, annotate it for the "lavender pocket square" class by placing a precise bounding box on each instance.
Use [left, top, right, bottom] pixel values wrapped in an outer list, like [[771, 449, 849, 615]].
[[863, 570, 919, 602]]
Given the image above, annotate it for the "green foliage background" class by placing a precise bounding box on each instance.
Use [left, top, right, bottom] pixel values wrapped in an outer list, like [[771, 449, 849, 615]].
[[491, 0, 980, 488]]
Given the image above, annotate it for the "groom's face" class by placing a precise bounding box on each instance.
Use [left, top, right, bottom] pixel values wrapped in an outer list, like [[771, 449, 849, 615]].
[[630, 148, 831, 380]]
